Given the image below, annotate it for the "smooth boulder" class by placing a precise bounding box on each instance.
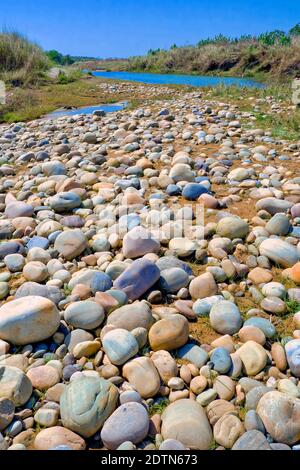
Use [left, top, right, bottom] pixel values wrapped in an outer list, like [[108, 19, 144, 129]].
[[60, 377, 118, 438], [161, 399, 212, 450], [0, 296, 60, 345]]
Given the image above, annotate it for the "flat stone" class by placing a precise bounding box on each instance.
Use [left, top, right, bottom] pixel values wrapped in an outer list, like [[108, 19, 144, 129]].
[[232, 430, 271, 450], [34, 426, 86, 450]]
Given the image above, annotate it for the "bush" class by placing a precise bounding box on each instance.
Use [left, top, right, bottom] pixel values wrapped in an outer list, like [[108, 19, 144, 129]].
[[56, 69, 83, 84], [46, 50, 75, 65]]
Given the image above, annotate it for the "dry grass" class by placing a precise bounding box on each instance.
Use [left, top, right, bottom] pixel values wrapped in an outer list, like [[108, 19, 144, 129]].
[[125, 37, 300, 80], [0, 31, 50, 86]]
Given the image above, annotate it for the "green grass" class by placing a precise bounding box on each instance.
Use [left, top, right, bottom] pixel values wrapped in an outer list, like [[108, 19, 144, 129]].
[[208, 439, 219, 450], [148, 398, 169, 416], [63, 284, 72, 296], [251, 110, 300, 140], [238, 406, 248, 421], [285, 299, 300, 315]]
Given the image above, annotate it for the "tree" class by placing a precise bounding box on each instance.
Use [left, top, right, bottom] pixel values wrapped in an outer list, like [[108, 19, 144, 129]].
[[289, 23, 300, 37], [258, 30, 290, 46], [46, 50, 74, 65]]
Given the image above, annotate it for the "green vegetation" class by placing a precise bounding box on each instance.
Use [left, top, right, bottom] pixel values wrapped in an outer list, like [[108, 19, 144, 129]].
[[285, 299, 300, 315], [148, 398, 169, 416], [46, 49, 75, 65], [208, 439, 219, 451]]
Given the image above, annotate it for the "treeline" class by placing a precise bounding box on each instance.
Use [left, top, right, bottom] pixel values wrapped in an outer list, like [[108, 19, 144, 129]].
[[46, 51, 99, 66], [126, 23, 300, 78]]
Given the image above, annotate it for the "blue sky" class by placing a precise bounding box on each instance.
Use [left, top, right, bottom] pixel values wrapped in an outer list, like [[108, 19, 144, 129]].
[[1, 0, 299, 57]]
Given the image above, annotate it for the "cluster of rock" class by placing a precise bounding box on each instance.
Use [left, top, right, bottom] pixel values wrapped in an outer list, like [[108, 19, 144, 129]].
[[0, 82, 300, 450]]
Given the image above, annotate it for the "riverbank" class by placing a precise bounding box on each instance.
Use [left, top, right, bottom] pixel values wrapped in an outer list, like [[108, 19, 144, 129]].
[[0, 74, 298, 141]]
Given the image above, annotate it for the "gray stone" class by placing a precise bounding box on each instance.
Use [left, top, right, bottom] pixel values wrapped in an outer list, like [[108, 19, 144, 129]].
[[101, 402, 149, 449], [64, 301, 105, 330], [102, 329, 139, 365], [210, 300, 242, 335], [232, 430, 271, 450], [0, 366, 32, 406]]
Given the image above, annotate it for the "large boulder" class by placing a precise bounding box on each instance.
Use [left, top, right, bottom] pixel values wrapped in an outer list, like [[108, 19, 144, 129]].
[[0, 296, 60, 345], [60, 377, 118, 438]]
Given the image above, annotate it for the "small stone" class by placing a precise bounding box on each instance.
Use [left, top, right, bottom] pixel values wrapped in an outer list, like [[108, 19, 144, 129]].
[[123, 357, 160, 399]]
